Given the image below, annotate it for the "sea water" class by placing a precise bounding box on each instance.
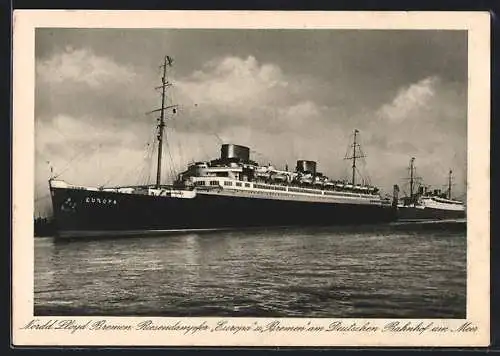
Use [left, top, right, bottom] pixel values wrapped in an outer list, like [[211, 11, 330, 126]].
[[34, 222, 466, 318]]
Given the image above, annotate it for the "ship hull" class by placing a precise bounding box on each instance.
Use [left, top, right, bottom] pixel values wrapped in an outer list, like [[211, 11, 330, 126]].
[[50, 187, 398, 238], [397, 206, 465, 221]]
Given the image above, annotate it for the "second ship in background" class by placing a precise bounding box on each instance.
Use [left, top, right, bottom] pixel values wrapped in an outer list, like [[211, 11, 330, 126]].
[[396, 157, 466, 220]]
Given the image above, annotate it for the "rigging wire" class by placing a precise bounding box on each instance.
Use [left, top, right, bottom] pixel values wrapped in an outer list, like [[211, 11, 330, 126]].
[[103, 142, 149, 188], [109, 140, 155, 188], [176, 130, 185, 172], [145, 140, 156, 185], [122, 160, 152, 187], [52, 142, 104, 180], [164, 129, 178, 183], [40, 115, 129, 184], [136, 126, 158, 185], [138, 133, 157, 185], [168, 108, 213, 163], [92, 120, 158, 188]]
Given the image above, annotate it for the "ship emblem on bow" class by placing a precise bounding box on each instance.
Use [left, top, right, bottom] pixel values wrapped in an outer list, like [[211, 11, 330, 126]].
[[60, 197, 77, 213]]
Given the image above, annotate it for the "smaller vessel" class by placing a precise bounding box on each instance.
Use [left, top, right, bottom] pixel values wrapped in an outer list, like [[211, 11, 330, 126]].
[[396, 157, 466, 220]]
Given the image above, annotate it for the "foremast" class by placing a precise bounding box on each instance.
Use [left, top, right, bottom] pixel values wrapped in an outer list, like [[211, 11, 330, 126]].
[[152, 56, 177, 189]]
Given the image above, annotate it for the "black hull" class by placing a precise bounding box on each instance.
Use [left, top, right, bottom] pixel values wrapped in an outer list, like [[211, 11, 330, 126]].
[[50, 187, 398, 238], [397, 206, 466, 221]]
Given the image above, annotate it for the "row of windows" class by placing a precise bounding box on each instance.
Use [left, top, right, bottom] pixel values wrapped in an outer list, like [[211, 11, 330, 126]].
[[427, 197, 463, 205], [224, 181, 252, 188], [196, 180, 373, 198], [288, 187, 320, 194], [196, 180, 250, 188], [324, 191, 367, 198], [254, 184, 287, 191], [222, 189, 377, 203]]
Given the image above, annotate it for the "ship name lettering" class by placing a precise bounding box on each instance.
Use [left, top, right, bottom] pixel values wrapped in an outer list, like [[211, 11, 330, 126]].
[[212, 320, 252, 334], [85, 196, 117, 205]]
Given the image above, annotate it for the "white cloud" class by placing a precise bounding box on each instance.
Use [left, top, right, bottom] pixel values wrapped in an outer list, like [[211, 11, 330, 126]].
[[173, 55, 327, 135], [377, 76, 438, 123], [274, 101, 325, 131], [365, 75, 466, 198], [36, 114, 140, 155], [36, 47, 136, 88], [177, 55, 288, 108]]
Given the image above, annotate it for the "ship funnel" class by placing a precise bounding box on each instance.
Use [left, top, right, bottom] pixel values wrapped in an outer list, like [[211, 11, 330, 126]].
[[296, 160, 317, 175], [220, 144, 250, 162]]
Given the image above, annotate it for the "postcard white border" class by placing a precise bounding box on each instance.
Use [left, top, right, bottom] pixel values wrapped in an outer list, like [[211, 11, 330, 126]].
[[12, 10, 490, 347]]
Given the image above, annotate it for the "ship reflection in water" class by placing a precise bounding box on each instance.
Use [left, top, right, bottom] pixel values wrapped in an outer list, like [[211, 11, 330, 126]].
[[35, 221, 466, 318]]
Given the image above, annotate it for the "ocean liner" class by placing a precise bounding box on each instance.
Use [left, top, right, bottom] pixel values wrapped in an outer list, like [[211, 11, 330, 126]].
[[48, 56, 398, 238], [396, 157, 466, 220]]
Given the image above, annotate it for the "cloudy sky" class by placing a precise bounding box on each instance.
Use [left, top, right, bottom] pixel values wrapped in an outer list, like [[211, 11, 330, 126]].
[[35, 29, 467, 216]]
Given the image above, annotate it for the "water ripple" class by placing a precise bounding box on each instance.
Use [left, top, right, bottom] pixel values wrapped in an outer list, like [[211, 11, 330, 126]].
[[35, 224, 466, 318]]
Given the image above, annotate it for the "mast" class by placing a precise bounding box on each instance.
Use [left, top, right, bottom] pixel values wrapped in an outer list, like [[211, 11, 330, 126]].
[[448, 169, 453, 199], [409, 157, 415, 199], [352, 129, 357, 185], [344, 129, 365, 185], [154, 55, 175, 188]]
